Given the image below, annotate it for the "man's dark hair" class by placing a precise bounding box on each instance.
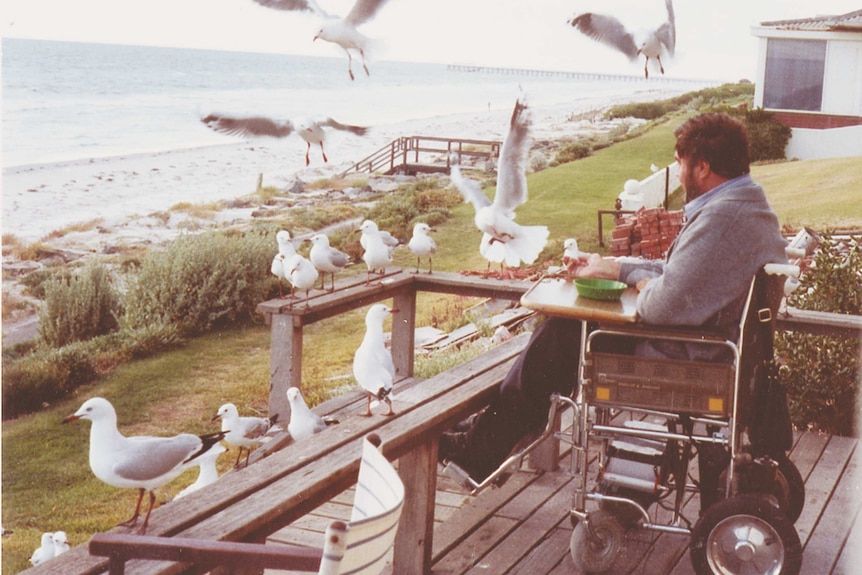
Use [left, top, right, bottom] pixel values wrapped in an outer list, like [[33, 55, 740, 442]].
[[674, 113, 750, 179]]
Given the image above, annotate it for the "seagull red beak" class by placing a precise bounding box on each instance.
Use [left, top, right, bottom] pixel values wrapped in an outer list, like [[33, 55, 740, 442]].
[[62, 414, 80, 424]]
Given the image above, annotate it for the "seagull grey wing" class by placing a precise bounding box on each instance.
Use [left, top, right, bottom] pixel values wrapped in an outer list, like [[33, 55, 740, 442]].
[[494, 98, 531, 212], [569, 13, 638, 60], [657, 0, 676, 55], [450, 165, 491, 212], [344, 0, 390, 27], [202, 115, 295, 138], [328, 247, 351, 267], [322, 117, 369, 136], [251, 0, 329, 18], [112, 436, 198, 481], [242, 418, 272, 440]]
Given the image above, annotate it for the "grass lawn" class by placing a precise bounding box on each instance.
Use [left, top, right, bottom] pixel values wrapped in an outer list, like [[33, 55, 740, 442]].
[[2, 112, 860, 574]]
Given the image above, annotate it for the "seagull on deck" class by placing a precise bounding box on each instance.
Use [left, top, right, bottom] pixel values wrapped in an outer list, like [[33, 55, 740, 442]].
[[568, 0, 676, 79], [174, 443, 226, 500], [29, 533, 55, 566], [202, 114, 369, 166], [285, 253, 319, 308], [308, 233, 351, 291], [358, 220, 395, 284], [251, 0, 391, 80], [52, 531, 70, 556], [286, 387, 339, 441], [408, 222, 437, 274], [450, 95, 549, 270], [353, 304, 397, 416], [272, 229, 300, 298], [63, 397, 227, 534], [212, 403, 281, 469]]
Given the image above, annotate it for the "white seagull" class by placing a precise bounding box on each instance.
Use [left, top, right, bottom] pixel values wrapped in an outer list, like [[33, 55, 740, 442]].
[[407, 222, 437, 274], [29, 532, 55, 566], [563, 238, 584, 263], [271, 253, 292, 299], [450, 95, 549, 269], [276, 229, 298, 258], [286, 387, 339, 441], [285, 253, 320, 308], [63, 397, 227, 534], [358, 220, 395, 285], [353, 304, 397, 416], [52, 531, 70, 556], [251, 0, 391, 80], [212, 403, 281, 469], [308, 233, 351, 291], [174, 443, 226, 500], [202, 114, 369, 166], [568, 0, 676, 79]]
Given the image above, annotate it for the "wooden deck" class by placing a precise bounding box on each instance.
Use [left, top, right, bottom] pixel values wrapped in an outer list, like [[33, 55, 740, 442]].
[[269, 424, 860, 575]]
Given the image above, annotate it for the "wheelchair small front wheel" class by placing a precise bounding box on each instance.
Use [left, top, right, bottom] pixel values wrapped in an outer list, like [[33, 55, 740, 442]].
[[690, 494, 801, 575], [570, 509, 627, 574]]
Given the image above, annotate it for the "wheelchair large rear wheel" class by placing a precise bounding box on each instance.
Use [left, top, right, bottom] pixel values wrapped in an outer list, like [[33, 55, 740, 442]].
[[690, 494, 801, 575], [570, 509, 628, 574]]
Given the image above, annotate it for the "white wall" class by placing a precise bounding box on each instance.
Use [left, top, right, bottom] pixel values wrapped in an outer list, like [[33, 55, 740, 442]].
[[785, 125, 862, 160]]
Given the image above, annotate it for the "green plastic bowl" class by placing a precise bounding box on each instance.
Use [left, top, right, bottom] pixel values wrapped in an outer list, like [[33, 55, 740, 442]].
[[574, 278, 627, 301]]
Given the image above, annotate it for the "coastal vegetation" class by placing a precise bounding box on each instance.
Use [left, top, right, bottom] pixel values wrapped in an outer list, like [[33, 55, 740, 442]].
[[2, 83, 860, 573]]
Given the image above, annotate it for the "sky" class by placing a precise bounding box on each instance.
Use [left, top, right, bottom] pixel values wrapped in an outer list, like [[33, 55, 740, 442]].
[[2, 0, 860, 81]]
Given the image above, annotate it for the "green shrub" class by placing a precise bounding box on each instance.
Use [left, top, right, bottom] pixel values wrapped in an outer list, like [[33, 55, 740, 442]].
[[552, 141, 592, 165], [744, 108, 793, 162], [39, 262, 121, 347], [607, 101, 672, 121], [123, 229, 274, 335], [776, 235, 861, 436]]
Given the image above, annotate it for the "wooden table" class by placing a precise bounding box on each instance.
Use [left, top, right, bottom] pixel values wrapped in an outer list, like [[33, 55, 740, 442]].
[[520, 276, 639, 324]]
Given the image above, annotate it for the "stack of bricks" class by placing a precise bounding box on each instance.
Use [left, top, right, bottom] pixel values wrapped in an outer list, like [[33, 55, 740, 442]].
[[610, 207, 685, 259]]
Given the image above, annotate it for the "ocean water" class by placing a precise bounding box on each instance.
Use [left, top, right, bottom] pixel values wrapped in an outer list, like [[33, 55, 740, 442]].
[[1, 38, 707, 170]]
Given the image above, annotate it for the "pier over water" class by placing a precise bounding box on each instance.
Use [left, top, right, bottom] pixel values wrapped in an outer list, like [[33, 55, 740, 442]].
[[446, 63, 719, 86]]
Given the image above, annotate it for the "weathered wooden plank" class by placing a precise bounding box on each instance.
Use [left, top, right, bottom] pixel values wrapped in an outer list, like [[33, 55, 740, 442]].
[[430, 516, 519, 575], [463, 480, 573, 574], [789, 430, 830, 482], [796, 435, 856, 547], [393, 441, 438, 575], [800, 437, 859, 575], [507, 527, 572, 575], [432, 470, 540, 560], [832, 500, 862, 575]]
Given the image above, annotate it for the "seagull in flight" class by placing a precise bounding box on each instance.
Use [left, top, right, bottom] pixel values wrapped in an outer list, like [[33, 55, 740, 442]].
[[202, 114, 369, 166], [568, 0, 676, 78], [252, 0, 391, 80], [450, 94, 549, 269]]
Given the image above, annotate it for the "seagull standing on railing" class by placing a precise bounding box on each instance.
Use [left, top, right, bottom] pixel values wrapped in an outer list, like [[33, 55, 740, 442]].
[[212, 403, 281, 469], [568, 0, 676, 78], [29, 533, 55, 566], [202, 114, 369, 166], [63, 397, 227, 534], [450, 94, 549, 270], [358, 220, 395, 284], [285, 253, 319, 308], [308, 233, 351, 291], [353, 304, 397, 416], [251, 0, 391, 80], [52, 532, 70, 556], [286, 387, 339, 441], [408, 222, 437, 274]]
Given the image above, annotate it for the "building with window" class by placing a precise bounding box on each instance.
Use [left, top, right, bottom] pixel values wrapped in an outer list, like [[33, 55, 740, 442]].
[[751, 10, 862, 160]]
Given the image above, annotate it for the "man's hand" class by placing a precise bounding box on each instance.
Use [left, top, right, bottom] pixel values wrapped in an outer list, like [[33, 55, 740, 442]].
[[566, 253, 621, 280]]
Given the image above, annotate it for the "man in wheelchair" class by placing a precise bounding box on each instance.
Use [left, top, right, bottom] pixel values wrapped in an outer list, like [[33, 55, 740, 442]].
[[439, 112, 789, 485]]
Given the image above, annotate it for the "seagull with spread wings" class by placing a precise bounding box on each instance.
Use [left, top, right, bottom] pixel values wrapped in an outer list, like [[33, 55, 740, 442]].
[[202, 114, 368, 166], [252, 0, 390, 80], [450, 95, 548, 270], [568, 0, 676, 78]]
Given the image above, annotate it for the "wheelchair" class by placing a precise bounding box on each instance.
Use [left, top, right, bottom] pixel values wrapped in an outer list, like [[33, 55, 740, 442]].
[[446, 263, 805, 575]]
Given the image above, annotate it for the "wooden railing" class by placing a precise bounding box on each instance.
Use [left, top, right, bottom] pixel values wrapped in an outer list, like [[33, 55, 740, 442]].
[[24, 271, 861, 575], [338, 136, 501, 177]]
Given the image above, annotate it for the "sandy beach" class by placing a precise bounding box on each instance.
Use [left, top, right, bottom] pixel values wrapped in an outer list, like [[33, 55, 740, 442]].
[[2, 89, 679, 244]]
